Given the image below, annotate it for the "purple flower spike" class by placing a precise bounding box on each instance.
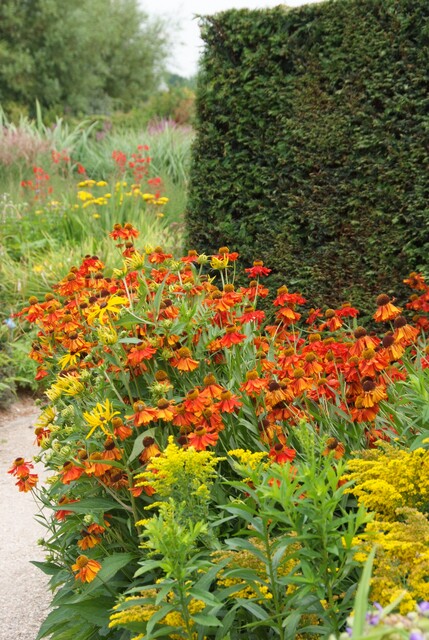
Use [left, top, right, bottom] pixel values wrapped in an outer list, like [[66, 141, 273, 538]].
[[409, 631, 424, 640]]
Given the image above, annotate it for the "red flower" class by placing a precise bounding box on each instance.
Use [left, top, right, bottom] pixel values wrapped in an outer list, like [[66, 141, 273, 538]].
[[219, 325, 246, 348], [269, 443, 296, 464], [8, 457, 34, 477], [245, 260, 272, 278]]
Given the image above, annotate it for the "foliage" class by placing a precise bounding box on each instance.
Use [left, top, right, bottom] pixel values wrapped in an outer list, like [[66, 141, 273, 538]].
[[111, 447, 368, 639], [187, 1, 429, 313], [0, 0, 169, 115], [8, 217, 429, 637]]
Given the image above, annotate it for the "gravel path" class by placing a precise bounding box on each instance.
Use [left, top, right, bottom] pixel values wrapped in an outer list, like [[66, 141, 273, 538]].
[[0, 397, 51, 640]]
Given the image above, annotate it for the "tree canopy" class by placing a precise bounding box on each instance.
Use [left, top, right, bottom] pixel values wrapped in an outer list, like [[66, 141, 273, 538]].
[[0, 0, 170, 115]]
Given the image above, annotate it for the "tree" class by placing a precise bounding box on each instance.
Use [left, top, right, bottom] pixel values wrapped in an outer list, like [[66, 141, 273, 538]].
[[0, 0, 170, 115]]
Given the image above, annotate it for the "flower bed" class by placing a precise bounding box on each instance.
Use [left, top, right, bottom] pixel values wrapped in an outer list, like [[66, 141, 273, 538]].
[[9, 224, 429, 639]]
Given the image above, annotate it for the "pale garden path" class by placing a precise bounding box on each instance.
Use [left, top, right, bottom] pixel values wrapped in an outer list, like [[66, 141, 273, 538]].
[[0, 397, 51, 640]]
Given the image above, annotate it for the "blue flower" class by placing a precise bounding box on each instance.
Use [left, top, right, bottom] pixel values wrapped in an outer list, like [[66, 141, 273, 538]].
[[4, 317, 16, 330]]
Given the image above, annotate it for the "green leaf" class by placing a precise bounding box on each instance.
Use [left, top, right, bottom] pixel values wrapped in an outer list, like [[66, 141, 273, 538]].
[[52, 497, 119, 513], [31, 560, 62, 576], [192, 613, 222, 627], [352, 547, 376, 638]]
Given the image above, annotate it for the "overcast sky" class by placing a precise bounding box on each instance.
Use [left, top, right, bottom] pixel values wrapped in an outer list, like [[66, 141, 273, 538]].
[[140, 0, 324, 77]]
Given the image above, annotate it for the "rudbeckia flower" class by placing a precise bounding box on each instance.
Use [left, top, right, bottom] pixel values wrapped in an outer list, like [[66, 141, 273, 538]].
[[87, 294, 129, 325], [83, 399, 119, 438]]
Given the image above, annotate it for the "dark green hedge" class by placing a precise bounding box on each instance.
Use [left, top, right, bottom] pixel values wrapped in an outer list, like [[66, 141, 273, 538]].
[[186, 0, 429, 312]]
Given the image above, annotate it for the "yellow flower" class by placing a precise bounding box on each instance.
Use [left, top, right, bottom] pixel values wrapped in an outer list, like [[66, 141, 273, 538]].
[[87, 294, 129, 325], [77, 190, 94, 201], [45, 375, 84, 401], [83, 399, 119, 438], [228, 449, 268, 469], [96, 180, 107, 187], [210, 255, 229, 270], [35, 406, 56, 429], [32, 265, 44, 273], [58, 351, 80, 370], [135, 436, 223, 496]]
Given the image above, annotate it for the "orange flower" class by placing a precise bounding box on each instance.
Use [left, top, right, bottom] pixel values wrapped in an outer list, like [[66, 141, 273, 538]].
[[269, 443, 296, 464], [170, 347, 199, 371], [127, 342, 157, 366], [188, 426, 219, 450], [245, 260, 271, 278], [373, 294, 402, 322], [200, 374, 224, 399], [112, 417, 133, 440], [77, 531, 102, 550], [55, 496, 78, 521], [61, 461, 84, 484], [155, 398, 175, 422], [350, 397, 379, 423], [358, 348, 389, 378], [322, 437, 345, 459], [15, 473, 38, 492], [101, 438, 123, 461], [139, 437, 161, 463], [358, 379, 387, 408], [217, 390, 242, 413], [8, 457, 34, 477], [319, 309, 343, 332], [72, 555, 102, 583], [392, 315, 419, 343], [240, 370, 267, 395], [85, 453, 112, 477], [348, 327, 380, 357], [183, 388, 208, 413], [403, 272, 426, 291], [219, 325, 246, 348], [172, 403, 198, 428], [128, 401, 157, 427]]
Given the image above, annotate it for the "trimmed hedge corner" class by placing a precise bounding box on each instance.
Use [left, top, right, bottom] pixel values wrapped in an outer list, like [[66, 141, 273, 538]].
[[187, 0, 429, 312]]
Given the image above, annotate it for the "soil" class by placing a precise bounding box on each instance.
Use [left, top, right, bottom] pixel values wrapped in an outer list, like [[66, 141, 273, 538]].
[[0, 396, 51, 640]]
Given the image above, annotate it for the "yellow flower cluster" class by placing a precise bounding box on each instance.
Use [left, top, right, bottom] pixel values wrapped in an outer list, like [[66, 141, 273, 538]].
[[109, 604, 159, 628], [346, 445, 429, 612], [212, 536, 299, 602], [346, 445, 429, 519], [110, 592, 205, 638], [228, 448, 268, 469], [135, 436, 223, 499]]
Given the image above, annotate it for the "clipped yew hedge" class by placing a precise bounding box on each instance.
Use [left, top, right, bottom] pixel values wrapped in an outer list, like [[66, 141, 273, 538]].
[[186, 0, 429, 311]]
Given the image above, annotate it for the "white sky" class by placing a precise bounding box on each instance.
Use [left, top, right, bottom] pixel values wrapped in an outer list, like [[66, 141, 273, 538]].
[[140, 0, 324, 77]]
